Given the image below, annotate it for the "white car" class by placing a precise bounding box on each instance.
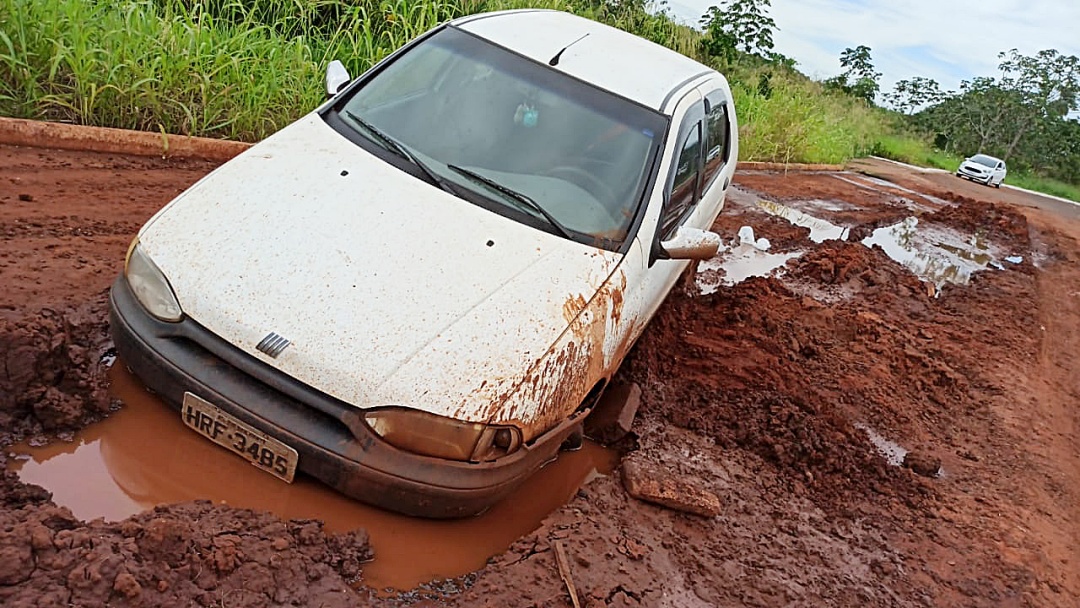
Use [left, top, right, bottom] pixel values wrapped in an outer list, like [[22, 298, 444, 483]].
[[109, 9, 738, 517], [956, 153, 1006, 187]]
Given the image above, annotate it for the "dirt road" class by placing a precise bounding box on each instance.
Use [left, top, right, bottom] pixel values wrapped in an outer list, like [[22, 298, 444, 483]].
[[2, 146, 1078, 607]]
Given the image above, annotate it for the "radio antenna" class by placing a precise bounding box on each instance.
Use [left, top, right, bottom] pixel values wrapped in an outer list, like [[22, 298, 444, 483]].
[[549, 33, 590, 66]]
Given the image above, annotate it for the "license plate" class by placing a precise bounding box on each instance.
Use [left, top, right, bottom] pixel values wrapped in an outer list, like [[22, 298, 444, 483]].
[[181, 392, 298, 483]]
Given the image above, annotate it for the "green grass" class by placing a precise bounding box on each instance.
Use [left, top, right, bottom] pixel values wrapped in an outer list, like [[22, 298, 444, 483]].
[[0, 0, 568, 140], [0, 0, 934, 170], [870, 134, 964, 171], [1005, 173, 1080, 202], [731, 69, 884, 164]]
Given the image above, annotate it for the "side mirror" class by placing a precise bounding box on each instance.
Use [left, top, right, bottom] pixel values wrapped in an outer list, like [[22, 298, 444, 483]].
[[660, 226, 722, 260], [325, 60, 351, 98]]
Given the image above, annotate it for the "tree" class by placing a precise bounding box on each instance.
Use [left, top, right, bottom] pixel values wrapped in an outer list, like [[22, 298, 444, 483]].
[[995, 48, 1080, 160], [919, 77, 1019, 154], [884, 77, 945, 114], [839, 45, 881, 103], [822, 45, 881, 104], [699, 0, 777, 63]]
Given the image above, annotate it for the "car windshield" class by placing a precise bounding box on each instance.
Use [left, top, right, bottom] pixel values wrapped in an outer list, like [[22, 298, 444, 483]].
[[970, 155, 999, 168], [326, 27, 667, 247]]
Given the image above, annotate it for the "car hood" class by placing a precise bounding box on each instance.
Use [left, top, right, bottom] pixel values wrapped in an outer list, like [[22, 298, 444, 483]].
[[139, 114, 623, 423]]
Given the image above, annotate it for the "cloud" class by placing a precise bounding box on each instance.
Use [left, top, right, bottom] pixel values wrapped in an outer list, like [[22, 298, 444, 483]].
[[672, 0, 1080, 95]]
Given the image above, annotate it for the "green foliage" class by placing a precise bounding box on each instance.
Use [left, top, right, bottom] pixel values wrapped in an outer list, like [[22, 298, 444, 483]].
[[0, 0, 568, 140], [870, 131, 1080, 203], [824, 45, 880, 104], [731, 66, 883, 163], [1004, 173, 1080, 203], [907, 47, 1080, 186], [0, 0, 900, 170], [870, 133, 963, 171], [699, 0, 776, 65], [883, 77, 944, 115]]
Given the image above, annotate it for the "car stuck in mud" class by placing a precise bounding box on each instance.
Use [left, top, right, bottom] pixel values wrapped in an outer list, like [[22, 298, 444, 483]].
[[108, 9, 738, 517]]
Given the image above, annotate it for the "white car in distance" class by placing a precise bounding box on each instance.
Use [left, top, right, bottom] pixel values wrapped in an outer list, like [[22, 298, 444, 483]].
[[109, 9, 739, 517], [956, 153, 1007, 187]]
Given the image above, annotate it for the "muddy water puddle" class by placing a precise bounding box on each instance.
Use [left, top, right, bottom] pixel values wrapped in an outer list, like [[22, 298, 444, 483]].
[[9, 365, 617, 591], [696, 246, 802, 294], [755, 199, 850, 242], [861, 217, 1015, 289]]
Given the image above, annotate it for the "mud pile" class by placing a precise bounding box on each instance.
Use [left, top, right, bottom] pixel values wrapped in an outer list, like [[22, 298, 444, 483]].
[[928, 197, 1032, 253], [0, 466, 372, 607], [621, 256, 932, 508], [4, 146, 1079, 606], [0, 292, 113, 440]]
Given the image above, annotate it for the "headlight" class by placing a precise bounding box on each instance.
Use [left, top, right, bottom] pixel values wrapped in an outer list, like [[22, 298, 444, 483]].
[[364, 407, 522, 462], [124, 239, 183, 322]]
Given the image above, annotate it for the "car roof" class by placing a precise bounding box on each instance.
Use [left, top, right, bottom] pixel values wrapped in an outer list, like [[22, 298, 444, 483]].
[[454, 10, 715, 114], [971, 153, 1004, 163]]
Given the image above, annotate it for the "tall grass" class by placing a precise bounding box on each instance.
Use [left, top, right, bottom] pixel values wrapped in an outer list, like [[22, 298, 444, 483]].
[[1005, 173, 1080, 202], [731, 68, 884, 164], [1, 0, 328, 139], [871, 133, 963, 171], [0, 0, 571, 139], [1, 0, 893, 167]]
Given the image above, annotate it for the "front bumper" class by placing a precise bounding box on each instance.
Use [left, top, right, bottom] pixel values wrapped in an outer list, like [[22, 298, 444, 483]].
[[956, 166, 991, 183], [108, 275, 583, 518]]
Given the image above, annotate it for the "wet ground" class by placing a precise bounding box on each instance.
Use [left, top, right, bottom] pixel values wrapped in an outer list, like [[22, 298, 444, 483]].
[[10, 366, 616, 591], [2, 146, 1079, 606]]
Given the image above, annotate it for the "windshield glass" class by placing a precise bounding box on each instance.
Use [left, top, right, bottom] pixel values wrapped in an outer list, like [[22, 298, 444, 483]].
[[327, 27, 667, 247], [970, 154, 999, 168]]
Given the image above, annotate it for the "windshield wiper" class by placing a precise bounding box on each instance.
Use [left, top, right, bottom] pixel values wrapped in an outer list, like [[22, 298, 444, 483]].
[[343, 110, 455, 195], [446, 164, 573, 240]]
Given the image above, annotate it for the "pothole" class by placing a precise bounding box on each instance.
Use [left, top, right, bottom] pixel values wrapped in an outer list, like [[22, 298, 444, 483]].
[[860, 217, 1013, 290], [8, 364, 618, 591], [696, 245, 803, 294], [755, 199, 850, 242]]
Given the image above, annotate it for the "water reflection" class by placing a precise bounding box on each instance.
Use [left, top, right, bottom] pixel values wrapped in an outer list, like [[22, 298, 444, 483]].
[[861, 217, 1002, 290], [756, 199, 851, 242]]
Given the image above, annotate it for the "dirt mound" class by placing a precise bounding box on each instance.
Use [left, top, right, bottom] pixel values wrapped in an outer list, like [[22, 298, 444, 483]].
[[0, 484, 372, 607], [620, 275, 933, 510], [928, 195, 1031, 252], [0, 292, 114, 441], [788, 240, 930, 300]]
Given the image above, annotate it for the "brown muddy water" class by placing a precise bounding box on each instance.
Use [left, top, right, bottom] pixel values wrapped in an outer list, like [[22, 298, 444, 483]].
[[8, 364, 618, 591]]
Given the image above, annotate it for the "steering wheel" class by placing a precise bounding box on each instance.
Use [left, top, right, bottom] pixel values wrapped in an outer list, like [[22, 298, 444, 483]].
[[543, 165, 619, 207]]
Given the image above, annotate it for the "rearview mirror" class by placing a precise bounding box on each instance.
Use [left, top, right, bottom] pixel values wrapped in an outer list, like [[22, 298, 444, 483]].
[[660, 227, 721, 260], [325, 60, 351, 98]]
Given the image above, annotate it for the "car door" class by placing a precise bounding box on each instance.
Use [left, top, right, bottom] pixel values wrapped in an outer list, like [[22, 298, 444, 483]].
[[696, 81, 737, 224], [616, 88, 706, 333]]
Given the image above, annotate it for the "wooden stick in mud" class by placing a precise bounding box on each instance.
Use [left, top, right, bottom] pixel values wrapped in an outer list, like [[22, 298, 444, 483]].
[[553, 540, 581, 608]]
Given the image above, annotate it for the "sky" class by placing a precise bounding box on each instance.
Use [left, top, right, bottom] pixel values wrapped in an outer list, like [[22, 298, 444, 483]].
[[668, 0, 1080, 99]]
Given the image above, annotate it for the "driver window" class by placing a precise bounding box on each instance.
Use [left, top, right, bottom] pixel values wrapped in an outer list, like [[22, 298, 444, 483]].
[[659, 122, 702, 241]]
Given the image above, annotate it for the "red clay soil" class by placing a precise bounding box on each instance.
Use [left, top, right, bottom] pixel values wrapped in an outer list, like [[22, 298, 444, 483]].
[[2, 144, 1080, 607]]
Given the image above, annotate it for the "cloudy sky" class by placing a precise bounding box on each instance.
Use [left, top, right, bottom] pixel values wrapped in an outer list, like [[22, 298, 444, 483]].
[[668, 0, 1080, 97]]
